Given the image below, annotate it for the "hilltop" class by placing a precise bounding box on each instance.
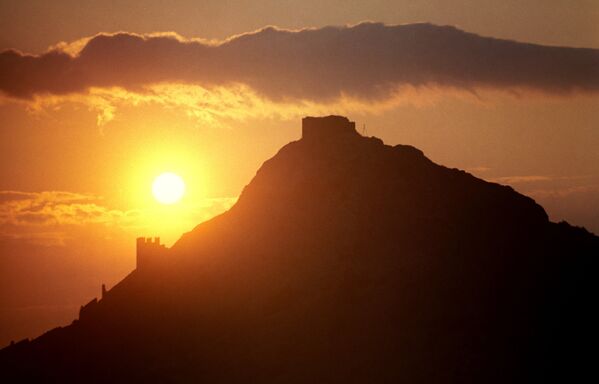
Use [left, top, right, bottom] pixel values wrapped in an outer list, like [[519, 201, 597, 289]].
[[1, 116, 597, 383]]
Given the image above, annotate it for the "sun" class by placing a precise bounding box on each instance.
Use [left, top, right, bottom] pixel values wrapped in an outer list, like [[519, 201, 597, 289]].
[[152, 172, 186, 204]]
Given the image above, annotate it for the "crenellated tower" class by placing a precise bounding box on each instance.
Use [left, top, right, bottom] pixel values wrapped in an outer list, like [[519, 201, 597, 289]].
[[136, 236, 167, 270]]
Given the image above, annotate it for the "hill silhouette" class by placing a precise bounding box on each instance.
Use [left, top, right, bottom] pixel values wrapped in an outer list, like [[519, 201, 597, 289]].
[[1, 116, 597, 383]]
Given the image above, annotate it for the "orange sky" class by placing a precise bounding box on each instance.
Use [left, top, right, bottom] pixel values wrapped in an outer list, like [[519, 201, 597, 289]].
[[0, 0, 598, 347]]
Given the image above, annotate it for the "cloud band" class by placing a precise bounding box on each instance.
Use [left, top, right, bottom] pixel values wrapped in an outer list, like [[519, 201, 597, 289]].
[[1, 23, 598, 101]]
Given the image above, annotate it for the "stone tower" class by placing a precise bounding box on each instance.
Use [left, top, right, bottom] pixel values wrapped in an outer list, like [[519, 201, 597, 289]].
[[301, 115, 359, 141], [136, 236, 166, 270]]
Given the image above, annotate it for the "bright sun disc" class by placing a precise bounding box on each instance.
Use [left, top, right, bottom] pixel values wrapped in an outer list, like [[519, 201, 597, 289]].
[[152, 172, 185, 204]]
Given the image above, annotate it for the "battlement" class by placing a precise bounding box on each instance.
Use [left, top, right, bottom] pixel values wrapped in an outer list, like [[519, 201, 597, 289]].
[[302, 115, 359, 141], [136, 236, 167, 270]]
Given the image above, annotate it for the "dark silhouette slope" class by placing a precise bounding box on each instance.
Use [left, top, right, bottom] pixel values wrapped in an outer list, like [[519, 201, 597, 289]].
[[1, 116, 597, 383]]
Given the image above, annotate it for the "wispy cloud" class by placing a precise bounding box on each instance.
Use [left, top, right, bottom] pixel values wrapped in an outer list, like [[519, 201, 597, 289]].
[[0, 190, 237, 245], [489, 174, 596, 185], [0, 191, 122, 227], [489, 175, 554, 184], [528, 185, 599, 199]]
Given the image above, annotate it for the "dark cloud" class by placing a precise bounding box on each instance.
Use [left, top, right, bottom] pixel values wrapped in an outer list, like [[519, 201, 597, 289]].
[[1, 23, 598, 101]]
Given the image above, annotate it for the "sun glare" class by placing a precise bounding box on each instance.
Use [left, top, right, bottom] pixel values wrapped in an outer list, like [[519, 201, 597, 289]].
[[152, 172, 186, 204]]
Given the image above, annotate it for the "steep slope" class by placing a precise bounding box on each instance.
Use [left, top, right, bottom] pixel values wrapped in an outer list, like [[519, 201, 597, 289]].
[[1, 116, 597, 383]]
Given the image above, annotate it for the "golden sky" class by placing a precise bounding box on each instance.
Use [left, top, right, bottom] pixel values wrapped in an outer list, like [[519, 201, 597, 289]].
[[0, 0, 598, 346]]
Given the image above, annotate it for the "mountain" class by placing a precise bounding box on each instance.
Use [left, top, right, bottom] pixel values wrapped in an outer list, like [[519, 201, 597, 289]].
[[1, 116, 597, 383]]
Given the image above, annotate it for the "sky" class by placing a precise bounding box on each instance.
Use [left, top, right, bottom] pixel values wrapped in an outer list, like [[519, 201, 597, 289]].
[[0, 0, 598, 346]]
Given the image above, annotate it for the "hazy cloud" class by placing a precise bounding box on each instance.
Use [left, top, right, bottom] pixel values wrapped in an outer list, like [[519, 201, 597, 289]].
[[489, 174, 594, 185], [0, 190, 238, 245], [528, 185, 599, 199], [490, 175, 553, 184], [1, 23, 597, 102], [0, 191, 120, 228], [0, 191, 36, 203]]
